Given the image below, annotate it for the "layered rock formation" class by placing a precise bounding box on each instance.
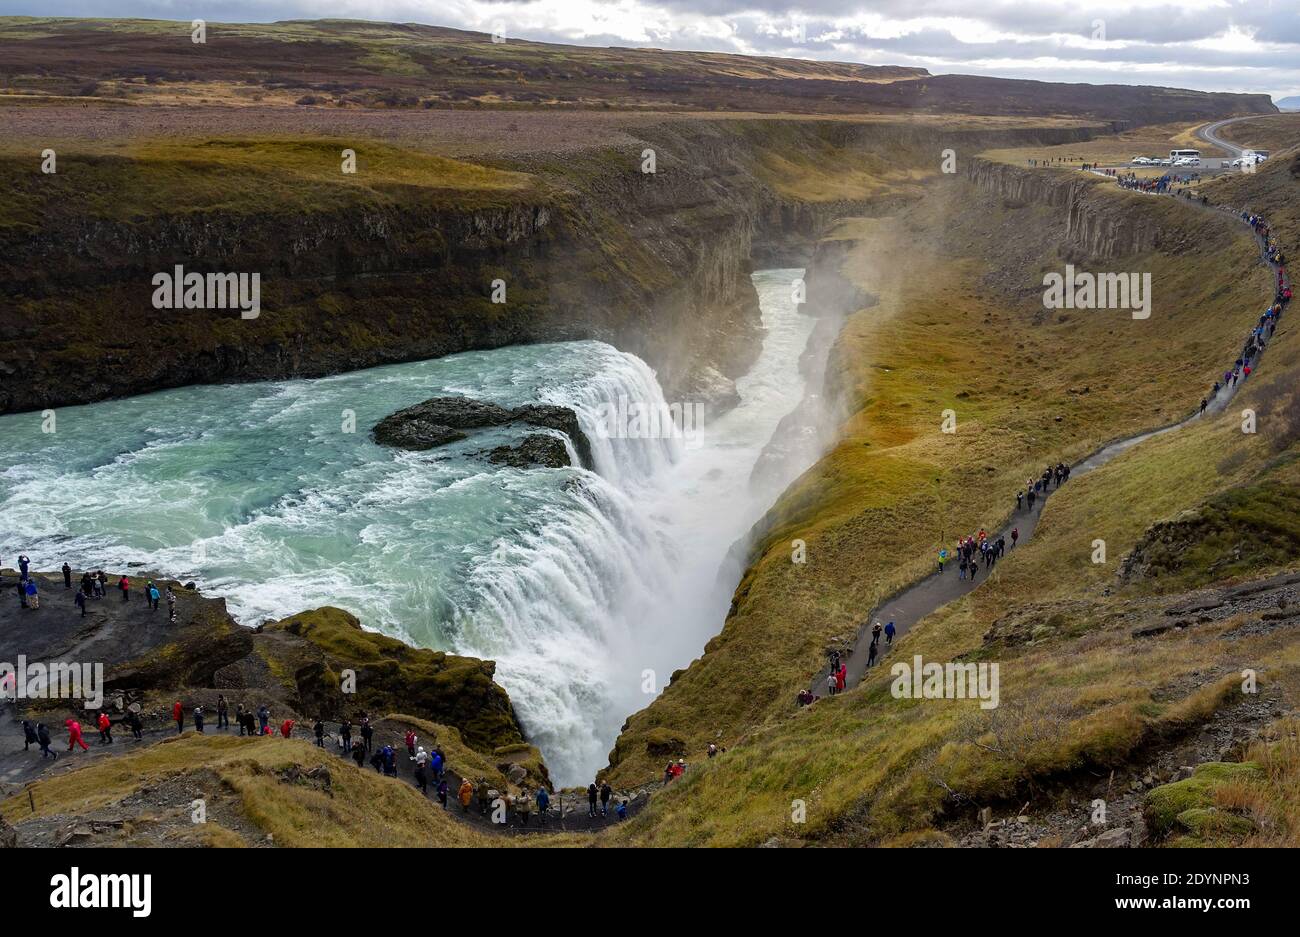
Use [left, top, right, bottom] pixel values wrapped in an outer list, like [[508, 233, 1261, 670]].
[[0, 119, 1105, 417]]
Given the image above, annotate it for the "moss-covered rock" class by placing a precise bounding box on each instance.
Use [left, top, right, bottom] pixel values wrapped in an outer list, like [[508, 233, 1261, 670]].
[[95, 589, 528, 758], [1144, 762, 1262, 844], [642, 727, 688, 760], [261, 607, 527, 754]]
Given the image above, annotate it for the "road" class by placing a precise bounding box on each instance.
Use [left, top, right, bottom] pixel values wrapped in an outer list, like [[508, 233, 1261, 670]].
[[1196, 116, 1261, 160]]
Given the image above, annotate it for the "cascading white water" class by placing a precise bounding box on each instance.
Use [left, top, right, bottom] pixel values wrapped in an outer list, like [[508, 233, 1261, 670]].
[[0, 268, 819, 785]]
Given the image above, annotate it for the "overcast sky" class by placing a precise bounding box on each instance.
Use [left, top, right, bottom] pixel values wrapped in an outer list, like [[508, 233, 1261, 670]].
[[5, 0, 1299, 101]]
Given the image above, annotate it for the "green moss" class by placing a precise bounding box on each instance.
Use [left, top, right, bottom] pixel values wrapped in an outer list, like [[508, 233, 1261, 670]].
[[263, 607, 526, 754], [1145, 762, 1262, 839], [1125, 481, 1300, 591], [642, 727, 688, 759], [1172, 807, 1257, 842]]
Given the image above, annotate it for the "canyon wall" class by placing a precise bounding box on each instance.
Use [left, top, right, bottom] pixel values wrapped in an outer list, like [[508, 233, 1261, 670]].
[[0, 119, 1098, 415]]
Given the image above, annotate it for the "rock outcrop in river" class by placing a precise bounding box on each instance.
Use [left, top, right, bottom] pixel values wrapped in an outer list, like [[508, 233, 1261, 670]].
[[372, 395, 593, 468]]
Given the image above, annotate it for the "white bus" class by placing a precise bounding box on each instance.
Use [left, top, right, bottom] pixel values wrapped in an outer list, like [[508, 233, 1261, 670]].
[[1170, 148, 1201, 165]]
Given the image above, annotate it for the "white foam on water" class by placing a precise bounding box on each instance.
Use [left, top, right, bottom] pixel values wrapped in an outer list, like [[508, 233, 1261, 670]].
[[0, 269, 820, 785]]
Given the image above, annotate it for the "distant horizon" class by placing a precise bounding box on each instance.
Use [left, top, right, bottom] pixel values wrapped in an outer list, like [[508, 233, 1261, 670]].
[[1, 1, 1297, 102]]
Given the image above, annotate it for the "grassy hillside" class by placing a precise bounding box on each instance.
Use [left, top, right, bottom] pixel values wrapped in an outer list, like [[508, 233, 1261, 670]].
[[610, 326, 1300, 845], [0, 733, 510, 847], [0, 137, 541, 229], [0, 16, 921, 112], [1217, 114, 1300, 157], [604, 160, 1272, 788], [0, 17, 1274, 122]]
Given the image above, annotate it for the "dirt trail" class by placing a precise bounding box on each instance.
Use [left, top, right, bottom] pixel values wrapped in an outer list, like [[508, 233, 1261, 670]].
[[820, 199, 1290, 693]]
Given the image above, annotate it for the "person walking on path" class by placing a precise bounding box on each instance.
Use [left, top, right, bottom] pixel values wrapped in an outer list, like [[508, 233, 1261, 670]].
[[587, 782, 599, 817], [173, 699, 185, 734], [359, 717, 372, 753], [257, 704, 269, 735], [515, 787, 530, 824], [351, 739, 366, 769], [194, 706, 205, 734], [436, 777, 449, 810], [867, 640, 879, 668], [536, 786, 550, 825], [22, 720, 38, 751], [414, 759, 429, 795], [118, 575, 130, 602], [62, 563, 72, 588], [216, 694, 229, 730], [339, 719, 352, 753], [314, 718, 325, 748], [477, 780, 491, 816], [74, 588, 86, 617], [24, 578, 38, 610], [884, 621, 896, 645], [165, 586, 176, 623], [147, 582, 160, 610], [459, 777, 475, 813], [37, 723, 56, 760], [600, 781, 613, 818], [65, 718, 89, 752], [97, 712, 113, 745]]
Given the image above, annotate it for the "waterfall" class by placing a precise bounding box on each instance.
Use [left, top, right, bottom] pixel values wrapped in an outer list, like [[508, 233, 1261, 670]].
[[0, 268, 819, 788], [444, 351, 685, 781], [540, 350, 683, 486]]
